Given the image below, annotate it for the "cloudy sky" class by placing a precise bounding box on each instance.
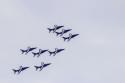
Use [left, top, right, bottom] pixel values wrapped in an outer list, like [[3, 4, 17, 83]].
[[0, 0, 125, 83]]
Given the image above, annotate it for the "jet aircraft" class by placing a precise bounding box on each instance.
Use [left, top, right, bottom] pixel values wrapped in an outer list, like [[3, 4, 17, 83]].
[[62, 33, 79, 41], [34, 62, 51, 71], [55, 29, 72, 36], [12, 66, 29, 74], [47, 25, 64, 33], [20, 47, 37, 55], [32, 49, 48, 57], [48, 48, 65, 56]]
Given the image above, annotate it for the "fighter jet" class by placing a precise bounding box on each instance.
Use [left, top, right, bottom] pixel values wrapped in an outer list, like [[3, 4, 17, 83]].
[[55, 29, 72, 36], [12, 66, 29, 74], [48, 48, 65, 56], [62, 33, 79, 41], [34, 62, 51, 71], [20, 47, 37, 55], [47, 25, 64, 33], [32, 49, 48, 57]]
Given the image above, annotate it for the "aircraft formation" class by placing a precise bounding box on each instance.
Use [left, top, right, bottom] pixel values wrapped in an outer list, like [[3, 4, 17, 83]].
[[12, 25, 79, 75], [47, 25, 79, 41], [20, 47, 65, 57]]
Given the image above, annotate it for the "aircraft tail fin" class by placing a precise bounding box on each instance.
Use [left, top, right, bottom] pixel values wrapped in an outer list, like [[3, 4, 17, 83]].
[[20, 49, 25, 54], [34, 66, 39, 71], [47, 28, 53, 33], [62, 37, 67, 41], [12, 69, 17, 74], [32, 52, 37, 57], [55, 32, 60, 36]]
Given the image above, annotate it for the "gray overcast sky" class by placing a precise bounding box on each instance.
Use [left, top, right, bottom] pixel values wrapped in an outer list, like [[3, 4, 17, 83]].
[[0, 0, 125, 83]]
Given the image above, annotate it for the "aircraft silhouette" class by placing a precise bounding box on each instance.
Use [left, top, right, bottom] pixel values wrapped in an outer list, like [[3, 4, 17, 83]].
[[62, 33, 79, 41], [20, 47, 37, 55], [12, 66, 29, 74], [47, 25, 64, 33], [34, 62, 51, 71], [55, 29, 72, 36], [48, 48, 65, 56], [32, 49, 48, 57]]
